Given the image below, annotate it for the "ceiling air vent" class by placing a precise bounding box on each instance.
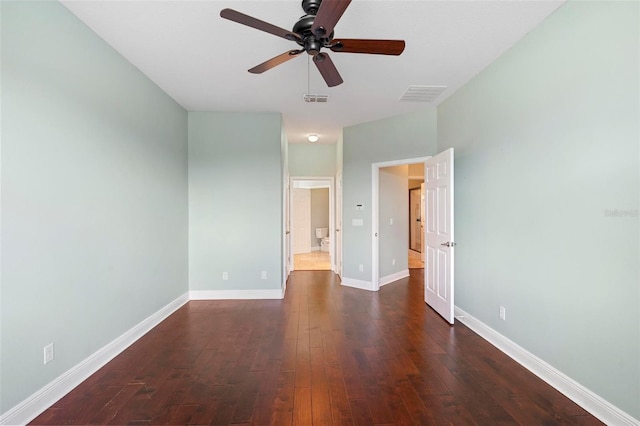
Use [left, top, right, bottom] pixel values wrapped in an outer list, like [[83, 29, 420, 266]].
[[400, 85, 447, 102], [303, 94, 329, 103]]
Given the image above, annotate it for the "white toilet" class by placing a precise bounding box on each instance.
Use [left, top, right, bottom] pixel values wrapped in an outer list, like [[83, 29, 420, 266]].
[[315, 228, 330, 252]]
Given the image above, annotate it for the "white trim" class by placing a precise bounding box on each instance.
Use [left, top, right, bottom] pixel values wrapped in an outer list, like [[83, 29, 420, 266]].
[[189, 288, 284, 300], [310, 245, 320, 252], [454, 306, 640, 426], [340, 277, 375, 291], [372, 156, 431, 291], [379, 269, 409, 287], [0, 293, 189, 426]]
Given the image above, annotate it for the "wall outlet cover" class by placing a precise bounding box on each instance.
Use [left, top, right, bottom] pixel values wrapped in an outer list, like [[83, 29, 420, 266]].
[[44, 343, 54, 365]]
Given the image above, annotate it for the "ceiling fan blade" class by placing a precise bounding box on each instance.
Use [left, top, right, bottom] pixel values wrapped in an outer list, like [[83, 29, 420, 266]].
[[313, 53, 343, 87], [311, 0, 352, 39], [220, 8, 301, 42], [330, 39, 406, 55], [248, 50, 303, 74]]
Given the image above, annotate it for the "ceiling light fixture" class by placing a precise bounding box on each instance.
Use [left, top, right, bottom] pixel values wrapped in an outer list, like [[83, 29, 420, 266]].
[[307, 134, 319, 143]]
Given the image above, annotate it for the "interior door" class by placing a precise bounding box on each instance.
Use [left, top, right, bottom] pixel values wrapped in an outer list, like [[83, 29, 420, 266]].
[[285, 173, 291, 276], [409, 188, 421, 252], [292, 188, 311, 256], [420, 183, 425, 262], [336, 171, 343, 276], [424, 148, 455, 324]]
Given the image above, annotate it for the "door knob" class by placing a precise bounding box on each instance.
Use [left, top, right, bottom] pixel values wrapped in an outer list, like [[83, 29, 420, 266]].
[[441, 242, 456, 247]]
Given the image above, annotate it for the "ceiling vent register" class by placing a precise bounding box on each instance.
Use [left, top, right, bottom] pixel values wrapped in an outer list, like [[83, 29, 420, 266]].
[[400, 85, 447, 102]]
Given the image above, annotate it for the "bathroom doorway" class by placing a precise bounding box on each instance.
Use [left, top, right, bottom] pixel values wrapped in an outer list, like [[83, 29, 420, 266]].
[[290, 177, 335, 271]]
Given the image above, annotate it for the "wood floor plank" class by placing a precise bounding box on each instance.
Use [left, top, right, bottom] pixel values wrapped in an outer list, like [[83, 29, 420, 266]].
[[269, 370, 296, 426], [292, 387, 312, 426], [89, 384, 144, 424], [249, 361, 282, 426], [30, 270, 603, 426], [310, 346, 333, 426]]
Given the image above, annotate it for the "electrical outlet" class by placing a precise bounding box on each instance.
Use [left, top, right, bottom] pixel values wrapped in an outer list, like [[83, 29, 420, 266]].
[[222, 272, 228, 280], [389, 218, 394, 225], [44, 343, 54, 365], [261, 271, 267, 280], [359, 264, 364, 272], [392, 258, 396, 266], [499, 306, 506, 321]]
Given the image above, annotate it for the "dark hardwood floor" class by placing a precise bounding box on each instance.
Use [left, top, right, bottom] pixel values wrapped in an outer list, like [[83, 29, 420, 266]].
[[31, 270, 602, 425]]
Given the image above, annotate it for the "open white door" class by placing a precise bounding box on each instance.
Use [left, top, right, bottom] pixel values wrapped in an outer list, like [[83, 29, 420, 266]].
[[336, 170, 343, 276], [424, 148, 455, 324], [285, 173, 291, 277], [420, 182, 425, 262], [292, 188, 311, 256]]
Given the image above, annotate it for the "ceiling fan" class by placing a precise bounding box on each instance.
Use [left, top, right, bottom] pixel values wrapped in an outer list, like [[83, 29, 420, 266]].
[[220, 0, 405, 87]]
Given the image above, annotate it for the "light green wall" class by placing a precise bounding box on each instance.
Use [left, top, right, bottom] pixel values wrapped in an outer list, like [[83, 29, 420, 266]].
[[379, 165, 409, 278], [188, 112, 282, 291], [288, 142, 337, 176], [0, 0, 188, 414], [342, 110, 438, 282], [438, 1, 639, 418]]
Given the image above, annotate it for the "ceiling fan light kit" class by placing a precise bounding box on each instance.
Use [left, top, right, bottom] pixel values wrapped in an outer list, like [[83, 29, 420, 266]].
[[220, 0, 406, 88]]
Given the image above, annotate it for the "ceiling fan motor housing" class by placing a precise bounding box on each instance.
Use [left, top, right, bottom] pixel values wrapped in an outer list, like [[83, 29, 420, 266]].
[[292, 13, 334, 56]]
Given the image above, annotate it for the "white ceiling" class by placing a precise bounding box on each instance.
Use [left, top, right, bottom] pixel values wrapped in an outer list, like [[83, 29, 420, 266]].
[[61, 0, 565, 144]]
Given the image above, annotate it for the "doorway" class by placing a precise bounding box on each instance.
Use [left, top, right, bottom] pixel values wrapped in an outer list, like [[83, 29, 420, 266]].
[[372, 157, 430, 290], [290, 177, 335, 271]]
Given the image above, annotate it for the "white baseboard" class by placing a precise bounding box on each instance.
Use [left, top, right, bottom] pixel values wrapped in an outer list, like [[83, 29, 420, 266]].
[[379, 269, 409, 287], [189, 288, 284, 300], [340, 277, 375, 291], [311, 246, 320, 252], [0, 293, 190, 426], [454, 306, 639, 426]]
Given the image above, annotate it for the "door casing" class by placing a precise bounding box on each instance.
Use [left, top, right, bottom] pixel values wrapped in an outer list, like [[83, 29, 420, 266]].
[[289, 176, 336, 272]]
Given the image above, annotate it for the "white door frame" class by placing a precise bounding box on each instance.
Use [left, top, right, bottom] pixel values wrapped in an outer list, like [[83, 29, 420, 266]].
[[372, 157, 431, 290], [290, 176, 336, 272]]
